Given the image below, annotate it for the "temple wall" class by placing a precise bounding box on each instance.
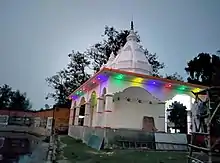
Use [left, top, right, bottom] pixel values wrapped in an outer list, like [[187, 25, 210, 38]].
[[110, 101, 165, 131]]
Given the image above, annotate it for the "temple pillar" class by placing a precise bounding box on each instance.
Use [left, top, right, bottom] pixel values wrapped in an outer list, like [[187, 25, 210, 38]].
[[74, 106, 80, 125], [69, 109, 74, 125], [95, 97, 104, 127], [186, 96, 192, 134], [104, 94, 113, 128], [84, 102, 91, 126]]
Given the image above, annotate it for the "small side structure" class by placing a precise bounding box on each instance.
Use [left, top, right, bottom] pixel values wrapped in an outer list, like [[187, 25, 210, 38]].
[[0, 107, 70, 136], [35, 107, 70, 134]]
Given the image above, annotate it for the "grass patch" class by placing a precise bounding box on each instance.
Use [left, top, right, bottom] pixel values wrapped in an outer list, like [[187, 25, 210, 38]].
[[60, 136, 187, 163]]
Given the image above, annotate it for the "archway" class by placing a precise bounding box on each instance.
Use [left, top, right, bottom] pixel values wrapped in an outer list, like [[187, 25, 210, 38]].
[[165, 94, 195, 134], [72, 101, 76, 125], [78, 97, 86, 126]]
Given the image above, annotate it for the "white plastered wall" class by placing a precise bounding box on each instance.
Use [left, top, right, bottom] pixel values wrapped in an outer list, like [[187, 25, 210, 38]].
[[107, 76, 197, 131], [108, 86, 165, 131], [110, 101, 165, 131]]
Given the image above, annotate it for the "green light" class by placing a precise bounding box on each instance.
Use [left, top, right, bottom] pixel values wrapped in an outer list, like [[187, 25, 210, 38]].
[[178, 85, 186, 91], [115, 74, 124, 80], [76, 90, 83, 96]]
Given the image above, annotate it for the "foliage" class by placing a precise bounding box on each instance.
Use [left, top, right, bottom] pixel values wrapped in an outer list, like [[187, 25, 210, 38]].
[[185, 53, 220, 86], [210, 54, 220, 86], [168, 101, 187, 133], [46, 51, 90, 107], [0, 84, 32, 110], [9, 90, 32, 110], [46, 70, 71, 107], [165, 72, 184, 81], [87, 26, 165, 75], [0, 84, 13, 109]]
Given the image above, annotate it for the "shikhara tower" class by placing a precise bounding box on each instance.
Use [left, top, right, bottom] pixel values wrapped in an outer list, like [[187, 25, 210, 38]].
[[103, 21, 153, 75]]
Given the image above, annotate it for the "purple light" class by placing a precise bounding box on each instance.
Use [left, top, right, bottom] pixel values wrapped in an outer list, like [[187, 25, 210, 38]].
[[71, 95, 78, 100], [146, 80, 157, 85], [96, 74, 109, 82]]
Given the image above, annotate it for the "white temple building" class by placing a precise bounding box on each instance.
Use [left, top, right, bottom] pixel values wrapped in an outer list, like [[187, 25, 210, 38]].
[[68, 22, 206, 133]]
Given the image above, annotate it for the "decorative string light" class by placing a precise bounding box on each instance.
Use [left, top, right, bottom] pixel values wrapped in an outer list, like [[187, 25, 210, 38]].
[[70, 72, 203, 99]]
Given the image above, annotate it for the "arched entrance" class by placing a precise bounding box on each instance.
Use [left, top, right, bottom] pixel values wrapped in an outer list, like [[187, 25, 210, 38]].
[[78, 97, 86, 126], [165, 94, 195, 134]]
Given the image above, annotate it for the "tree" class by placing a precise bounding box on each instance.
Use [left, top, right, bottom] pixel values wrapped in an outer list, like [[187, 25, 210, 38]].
[[210, 54, 220, 86], [0, 84, 32, 111], [165, 72, 184, 81], [46, 51, 90, 107], [168, 101, 187, 133], [9, 90, 32, 111], [87, 26, 164, 75], [0, 84, 13, 109], [46, 70, 71, 107], [185, 52, 220, 86]]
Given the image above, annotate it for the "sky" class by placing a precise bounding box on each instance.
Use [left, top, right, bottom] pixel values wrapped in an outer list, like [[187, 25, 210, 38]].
[[1, 0, 220, 109]]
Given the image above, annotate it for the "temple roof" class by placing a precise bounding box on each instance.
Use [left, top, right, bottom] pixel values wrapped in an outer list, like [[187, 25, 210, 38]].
[[103, 21, 153, 75]]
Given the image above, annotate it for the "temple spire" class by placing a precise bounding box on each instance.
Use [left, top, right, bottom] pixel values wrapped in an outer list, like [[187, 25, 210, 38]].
[[131, 21, 134, 30], [127, 21, 137, 41]]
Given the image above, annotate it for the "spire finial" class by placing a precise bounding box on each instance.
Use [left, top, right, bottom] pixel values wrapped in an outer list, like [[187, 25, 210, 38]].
[[131, 20, 134, 30]]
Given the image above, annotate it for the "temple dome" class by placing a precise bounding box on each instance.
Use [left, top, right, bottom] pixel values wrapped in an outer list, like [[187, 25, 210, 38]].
[[105, 21, 153, 75]]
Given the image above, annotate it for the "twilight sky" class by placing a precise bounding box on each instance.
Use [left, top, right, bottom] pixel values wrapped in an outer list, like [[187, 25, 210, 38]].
[[0, 0, 220, 109]]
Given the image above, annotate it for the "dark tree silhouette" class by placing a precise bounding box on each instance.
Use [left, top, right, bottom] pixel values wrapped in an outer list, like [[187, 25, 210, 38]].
[[168, 101, 188, 133], [165, 72, 184, 81], [210, 54, 220, 86], [9, 90, 32, 111], [0, 84, 32, 110], [46, 70, 71, 107], [46, 51, 90, 107], [0, 84, 13, 109], [185, 52, 220, 86]]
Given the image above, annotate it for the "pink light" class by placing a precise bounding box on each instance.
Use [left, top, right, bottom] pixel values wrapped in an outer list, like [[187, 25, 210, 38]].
[[165, 83, 172, 88]]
